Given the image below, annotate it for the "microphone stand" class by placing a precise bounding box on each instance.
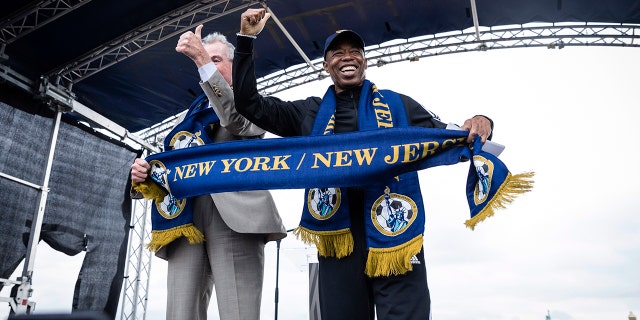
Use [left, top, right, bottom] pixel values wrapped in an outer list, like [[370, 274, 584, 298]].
[[275, 237, 281, 320]]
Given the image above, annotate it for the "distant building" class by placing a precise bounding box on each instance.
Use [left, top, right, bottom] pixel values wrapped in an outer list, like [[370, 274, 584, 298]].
[[629, 311, 636, 320]]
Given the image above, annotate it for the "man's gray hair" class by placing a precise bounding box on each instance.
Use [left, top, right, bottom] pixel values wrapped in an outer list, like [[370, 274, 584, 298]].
[[202, 32, 234, 60]]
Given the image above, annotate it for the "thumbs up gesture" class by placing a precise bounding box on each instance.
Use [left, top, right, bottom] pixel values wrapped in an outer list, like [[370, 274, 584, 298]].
[[176, 24, 210, 68]]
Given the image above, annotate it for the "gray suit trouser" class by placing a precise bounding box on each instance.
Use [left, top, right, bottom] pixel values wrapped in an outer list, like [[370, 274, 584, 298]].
[[165, 195, 265, 320]]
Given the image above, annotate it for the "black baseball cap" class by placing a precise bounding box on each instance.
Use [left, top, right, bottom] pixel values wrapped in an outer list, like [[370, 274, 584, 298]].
[[323, 30, 365, 59]]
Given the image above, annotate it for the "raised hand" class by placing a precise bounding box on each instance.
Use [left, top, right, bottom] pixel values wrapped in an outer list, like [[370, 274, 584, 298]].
[[239, 8, 271, 36], [176, 24, 210, 67]]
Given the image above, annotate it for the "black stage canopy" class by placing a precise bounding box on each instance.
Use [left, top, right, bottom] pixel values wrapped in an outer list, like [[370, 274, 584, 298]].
[[2, 0, 639, 132]]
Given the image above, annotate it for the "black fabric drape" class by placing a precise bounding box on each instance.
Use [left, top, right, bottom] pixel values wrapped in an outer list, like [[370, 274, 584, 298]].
[[0, 101, 139, 318]]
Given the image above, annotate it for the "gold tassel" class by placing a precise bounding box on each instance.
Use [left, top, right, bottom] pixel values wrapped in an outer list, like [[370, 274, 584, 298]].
[[465, 171, 535, 230], [146, 223, 205, 252], [365, 235, 423, 277], [132, 181, 167, 202], [293, 226, 354, 258]]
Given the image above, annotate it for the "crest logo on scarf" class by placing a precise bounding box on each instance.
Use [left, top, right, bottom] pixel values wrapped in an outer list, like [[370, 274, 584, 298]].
[[307, 187, 342, 220], [371, 186, 418, 236], [148, 130, 207, 220], [149, 160, 186, 219], [169, 131, 205, 149], [472, 155, 494, 205]]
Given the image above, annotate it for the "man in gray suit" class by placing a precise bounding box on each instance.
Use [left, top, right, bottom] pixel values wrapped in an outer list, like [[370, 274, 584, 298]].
[[130, 25, 286, 320]]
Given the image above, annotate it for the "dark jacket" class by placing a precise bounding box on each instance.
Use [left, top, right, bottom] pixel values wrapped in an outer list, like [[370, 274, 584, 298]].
[[232, 36, 448, 137]]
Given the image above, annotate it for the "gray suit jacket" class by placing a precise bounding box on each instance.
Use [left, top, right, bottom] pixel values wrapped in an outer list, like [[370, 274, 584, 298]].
[[198, 71, 286, 242]]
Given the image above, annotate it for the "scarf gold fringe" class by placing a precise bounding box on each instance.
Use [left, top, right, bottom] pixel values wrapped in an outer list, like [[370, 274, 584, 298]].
[[365, 234, 423, 277], [132, 181, 167, 202], [146, 223, 205, 252], [465, 171, 536, 230], [293, 226, 354, 258]]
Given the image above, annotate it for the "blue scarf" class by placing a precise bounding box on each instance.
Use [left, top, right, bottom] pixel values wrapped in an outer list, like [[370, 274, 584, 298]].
[[295, 80, 428, 277], [134, 90, 535, 268], [137, 93, 218, 251]]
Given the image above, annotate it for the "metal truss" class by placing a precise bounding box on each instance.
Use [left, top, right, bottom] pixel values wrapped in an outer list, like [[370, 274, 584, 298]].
[[46, 0, 260, 87], [132, 110, 187, 152], [256, 22, 640, 95], [119, 197, 154, 320], [0, 0, 90, 45], [135, 21, 640, 145]]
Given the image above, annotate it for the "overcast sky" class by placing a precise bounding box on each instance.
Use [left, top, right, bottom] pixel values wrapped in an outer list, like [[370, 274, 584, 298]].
[[2, 45, 639, 320]]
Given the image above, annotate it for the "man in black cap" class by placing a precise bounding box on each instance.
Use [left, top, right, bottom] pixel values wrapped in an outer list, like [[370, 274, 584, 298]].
[[232, 8, 493, 320]]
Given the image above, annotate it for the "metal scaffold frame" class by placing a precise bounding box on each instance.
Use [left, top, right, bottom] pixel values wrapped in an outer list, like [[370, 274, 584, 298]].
[[119, 195, 154, 320], [252, 22, 640, 96], [0, 0, 90, 45], [45, 0, 260, 87]]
